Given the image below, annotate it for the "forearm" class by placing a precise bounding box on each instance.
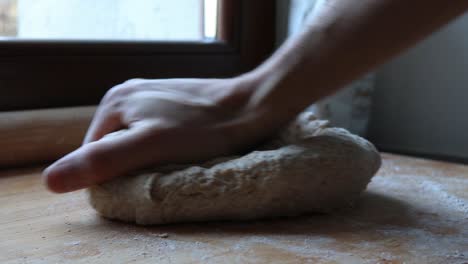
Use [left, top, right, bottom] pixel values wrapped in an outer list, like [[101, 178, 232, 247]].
[[236, 0, 468, 129]]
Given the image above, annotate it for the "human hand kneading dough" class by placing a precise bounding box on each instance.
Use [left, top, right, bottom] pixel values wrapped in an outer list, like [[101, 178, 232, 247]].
[[43, 77, 271, 193], [43, 0, 468, 193]]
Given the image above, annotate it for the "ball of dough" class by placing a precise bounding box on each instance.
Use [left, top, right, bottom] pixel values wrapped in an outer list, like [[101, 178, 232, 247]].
[[88, 113, 381, 225]]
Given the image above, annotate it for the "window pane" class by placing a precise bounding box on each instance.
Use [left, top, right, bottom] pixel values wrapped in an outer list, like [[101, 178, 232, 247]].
[[0, 0, 219, 41]]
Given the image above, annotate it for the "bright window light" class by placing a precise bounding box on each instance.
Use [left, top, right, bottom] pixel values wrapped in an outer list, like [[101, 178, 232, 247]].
[[204, 0, 218, 40], [0, 0, 221, 41]]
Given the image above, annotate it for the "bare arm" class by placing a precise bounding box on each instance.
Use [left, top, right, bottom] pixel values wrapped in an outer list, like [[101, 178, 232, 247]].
[[230, 0, 468, 131]]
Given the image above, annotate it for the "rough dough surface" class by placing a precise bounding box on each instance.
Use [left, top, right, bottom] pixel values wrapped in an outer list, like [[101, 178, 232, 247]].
[[88, 113, 381, 225]]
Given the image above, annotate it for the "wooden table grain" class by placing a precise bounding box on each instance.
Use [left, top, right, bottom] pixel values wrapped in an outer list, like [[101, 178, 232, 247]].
[[1, 154, 467, 264]]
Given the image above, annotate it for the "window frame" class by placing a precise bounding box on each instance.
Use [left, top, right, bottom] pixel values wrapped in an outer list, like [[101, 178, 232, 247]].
[[0, 0, 275, 111]]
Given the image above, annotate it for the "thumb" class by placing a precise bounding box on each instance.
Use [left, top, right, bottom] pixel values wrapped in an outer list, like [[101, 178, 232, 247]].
[[42, 123, 167, 193]]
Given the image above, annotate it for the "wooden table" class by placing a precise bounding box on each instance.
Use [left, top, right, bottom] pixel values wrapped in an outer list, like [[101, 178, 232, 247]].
[[1, 154, 467, 264]]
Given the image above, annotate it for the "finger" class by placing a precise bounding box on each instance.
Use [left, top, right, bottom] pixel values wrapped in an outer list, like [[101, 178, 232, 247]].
[[43, 122, 166, 193], [83, 106, 123, 144]]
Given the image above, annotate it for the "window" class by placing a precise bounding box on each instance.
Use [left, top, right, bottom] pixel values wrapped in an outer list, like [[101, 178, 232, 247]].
[[0, 0, 275, 111], [1, 0, 218, 41]]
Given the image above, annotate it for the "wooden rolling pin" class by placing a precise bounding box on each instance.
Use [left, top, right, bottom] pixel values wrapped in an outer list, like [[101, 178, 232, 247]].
[[0, 106, 96, 168]]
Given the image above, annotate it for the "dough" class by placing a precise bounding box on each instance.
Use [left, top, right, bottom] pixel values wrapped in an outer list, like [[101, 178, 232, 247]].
[[88, 113, 381, 225]]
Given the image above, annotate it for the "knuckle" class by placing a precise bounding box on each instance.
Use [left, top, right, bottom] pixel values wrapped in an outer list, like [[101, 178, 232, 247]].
[[124, 78, 145, 84], [102, 83, 137, 104]]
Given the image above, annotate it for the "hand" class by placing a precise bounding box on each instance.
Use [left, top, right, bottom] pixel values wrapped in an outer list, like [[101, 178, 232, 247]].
[[43, 77, 267, 193]]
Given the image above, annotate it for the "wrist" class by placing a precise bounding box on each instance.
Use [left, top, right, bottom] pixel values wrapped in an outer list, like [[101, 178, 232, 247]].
[[214, 71, 265, 111], [216, 59, 300, 138]]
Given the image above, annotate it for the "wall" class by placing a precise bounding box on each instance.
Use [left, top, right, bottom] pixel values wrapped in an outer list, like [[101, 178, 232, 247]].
[[369, 14, 468, 160], [0, 0, 16, 36]]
